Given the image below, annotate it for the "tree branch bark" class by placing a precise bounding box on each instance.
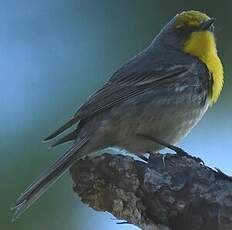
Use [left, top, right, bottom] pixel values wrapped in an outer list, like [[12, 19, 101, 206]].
[[70, 153, 232, 230]]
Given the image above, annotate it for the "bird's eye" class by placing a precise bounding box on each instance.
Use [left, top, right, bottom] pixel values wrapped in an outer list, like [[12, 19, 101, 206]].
[[175, 24, 195, 35]]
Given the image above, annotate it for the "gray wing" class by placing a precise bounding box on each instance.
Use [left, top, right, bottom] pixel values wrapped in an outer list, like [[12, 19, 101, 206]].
[[44, 52, 191, 142], [76, 67, 188, 119]]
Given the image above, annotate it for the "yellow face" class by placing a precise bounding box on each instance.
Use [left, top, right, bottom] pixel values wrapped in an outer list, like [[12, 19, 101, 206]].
[[175, 11, 224, 104]]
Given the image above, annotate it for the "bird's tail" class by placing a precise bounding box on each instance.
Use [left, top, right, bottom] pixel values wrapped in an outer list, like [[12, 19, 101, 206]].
[[11, 137, 89, 221]]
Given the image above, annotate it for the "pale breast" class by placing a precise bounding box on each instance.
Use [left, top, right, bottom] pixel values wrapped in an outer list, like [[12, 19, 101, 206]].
[[78, 60, 210, 155], [106, 91, 209, 154], [98, 69, 209, 154]]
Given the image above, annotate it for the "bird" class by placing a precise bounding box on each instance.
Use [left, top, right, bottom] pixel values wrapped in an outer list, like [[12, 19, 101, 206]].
[[12, 10, 224, 220]]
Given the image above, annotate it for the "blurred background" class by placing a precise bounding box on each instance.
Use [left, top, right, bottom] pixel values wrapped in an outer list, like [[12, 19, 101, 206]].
[[0, 0, 231, 229]]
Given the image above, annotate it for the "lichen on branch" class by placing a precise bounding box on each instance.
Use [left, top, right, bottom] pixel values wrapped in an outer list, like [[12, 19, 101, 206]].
[[70, 153, 232, 230]]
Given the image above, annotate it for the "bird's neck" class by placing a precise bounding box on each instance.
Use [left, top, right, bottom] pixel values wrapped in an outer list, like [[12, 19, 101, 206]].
[[184, 31, 224, 104]]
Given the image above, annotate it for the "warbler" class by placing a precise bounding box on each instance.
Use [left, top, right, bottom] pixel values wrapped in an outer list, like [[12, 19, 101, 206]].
[[13, 10, 224, 220]]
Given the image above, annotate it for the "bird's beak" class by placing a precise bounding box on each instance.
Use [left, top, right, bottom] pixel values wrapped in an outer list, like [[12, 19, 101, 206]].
[[200, 18, 215, 30]]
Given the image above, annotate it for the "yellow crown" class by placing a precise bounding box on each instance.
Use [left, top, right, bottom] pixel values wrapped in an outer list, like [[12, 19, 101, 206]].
[[175, 11, 210, 28]]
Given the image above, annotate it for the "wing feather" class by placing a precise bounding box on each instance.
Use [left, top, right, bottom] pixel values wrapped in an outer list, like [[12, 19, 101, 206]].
[[44, 52, 191, 142]]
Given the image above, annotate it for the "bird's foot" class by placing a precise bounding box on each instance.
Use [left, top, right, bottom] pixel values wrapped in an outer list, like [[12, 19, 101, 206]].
[[170, 148, 204, 164], [137, 154, 149, 163], [136, 133, 204, 165]]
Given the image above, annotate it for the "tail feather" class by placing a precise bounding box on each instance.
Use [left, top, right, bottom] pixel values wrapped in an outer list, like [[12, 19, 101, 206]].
[[43, 117, 79, 141], [12, 137, 89, 221], [50, 129, 78, 148]]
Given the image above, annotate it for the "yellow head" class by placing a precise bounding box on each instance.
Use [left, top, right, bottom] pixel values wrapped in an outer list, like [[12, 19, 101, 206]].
[[175, 11, 210, 28], [179, 11, 223, 104], [159, 10, 224, 104]]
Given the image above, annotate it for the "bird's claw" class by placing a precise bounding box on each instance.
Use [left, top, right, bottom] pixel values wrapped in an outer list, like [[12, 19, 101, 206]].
[[138, 155, 149, 163], [174, 149, 204, 165], [136, 133, 204, 165]]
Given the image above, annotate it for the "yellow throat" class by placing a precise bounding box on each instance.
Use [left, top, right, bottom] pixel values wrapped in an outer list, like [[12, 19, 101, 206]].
[[184, 29, 224, 104]]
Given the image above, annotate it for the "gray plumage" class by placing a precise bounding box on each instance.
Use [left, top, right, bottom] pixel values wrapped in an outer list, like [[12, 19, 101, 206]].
[[12, 14, 213, 220]]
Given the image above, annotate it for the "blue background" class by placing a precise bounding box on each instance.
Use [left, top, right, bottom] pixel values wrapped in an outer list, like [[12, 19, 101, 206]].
[[1, 1, 231, 229]]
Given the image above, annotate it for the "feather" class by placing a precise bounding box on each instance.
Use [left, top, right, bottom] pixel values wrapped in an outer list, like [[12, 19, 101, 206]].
[[43, 117, 79, 141], [12, 137, 89, 221], [50, 129, 78, 147]]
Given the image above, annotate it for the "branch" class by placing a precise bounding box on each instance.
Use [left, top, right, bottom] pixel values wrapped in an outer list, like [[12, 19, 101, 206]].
[[70, 153, 232, 230]]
